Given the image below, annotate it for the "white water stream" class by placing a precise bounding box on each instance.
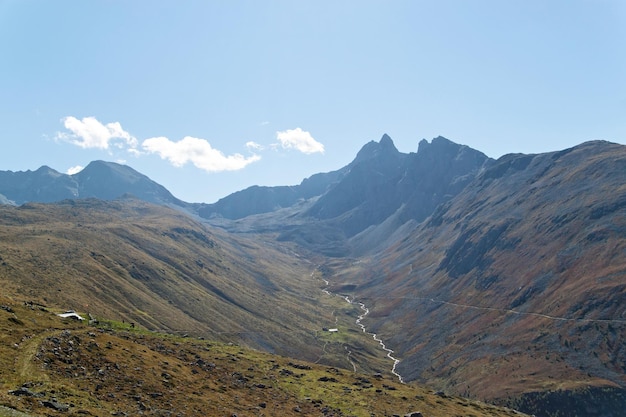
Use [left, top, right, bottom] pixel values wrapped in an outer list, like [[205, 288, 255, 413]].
[[320, 277, 404, 383]]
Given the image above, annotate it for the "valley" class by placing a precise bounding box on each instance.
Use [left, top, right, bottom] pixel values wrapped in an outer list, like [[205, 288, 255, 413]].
[[1, 135, 625, 416]]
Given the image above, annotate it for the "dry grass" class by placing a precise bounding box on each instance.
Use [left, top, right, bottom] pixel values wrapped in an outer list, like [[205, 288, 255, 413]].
[[0, 299, 527, 417]]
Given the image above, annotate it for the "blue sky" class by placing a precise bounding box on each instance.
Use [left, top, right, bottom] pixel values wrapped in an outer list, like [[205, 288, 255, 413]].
[[1, 1, 625, 203]]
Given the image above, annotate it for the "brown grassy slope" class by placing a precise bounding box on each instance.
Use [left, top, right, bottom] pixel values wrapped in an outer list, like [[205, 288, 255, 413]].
[[0, 198, 429, 380], [0, 297, 529, 417], [0, 199, 359, 368], [325, 141, 626, 403], [0, 199, 313, 338]]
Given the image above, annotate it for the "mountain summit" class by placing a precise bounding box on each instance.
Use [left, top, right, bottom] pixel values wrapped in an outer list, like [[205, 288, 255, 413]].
[[0, 160, 185, 207], [352, 133, 400, 164], [198, 135, 491, 255]]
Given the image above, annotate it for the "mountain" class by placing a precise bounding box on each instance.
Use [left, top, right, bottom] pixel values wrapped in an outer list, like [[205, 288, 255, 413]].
[[0, 198, 530, 417], [0, 165, 79, 204], [324, 140, 626, 415], [304, 135, 491, 238], [200, 135, 492, 256], [196, 168, 347, 220], [0, 197, 419, 377], [2, 135, 626, 416], [0, 160, 186, 207]]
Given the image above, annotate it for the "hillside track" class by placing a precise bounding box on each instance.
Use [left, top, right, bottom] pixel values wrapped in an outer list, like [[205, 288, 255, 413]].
[[365, 294, 626, 325], [16, 331, 54, 382]]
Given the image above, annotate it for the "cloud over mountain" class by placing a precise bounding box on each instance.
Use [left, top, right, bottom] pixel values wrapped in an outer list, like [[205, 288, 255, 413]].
[[276, 128, 324, 154], [66, 165, 84, 175], [56, 116, 262, 173], [56, 117, 325, 177], [58, 116, 138, 150], [142, 136, 261, 172]]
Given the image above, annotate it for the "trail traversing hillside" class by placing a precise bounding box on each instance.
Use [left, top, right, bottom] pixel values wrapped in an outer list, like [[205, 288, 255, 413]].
[[362, 294, 626, 324]]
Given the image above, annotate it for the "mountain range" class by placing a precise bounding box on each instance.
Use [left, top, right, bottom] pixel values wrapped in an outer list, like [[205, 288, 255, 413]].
[[1, 135, 625, 416]]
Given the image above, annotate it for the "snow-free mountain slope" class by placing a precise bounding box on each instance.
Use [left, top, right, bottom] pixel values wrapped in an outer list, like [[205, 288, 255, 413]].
[[327, 140, 626, 415], [0, 199, 335, 363], [0, 160, 186, 207], [2, 136, 626, 416], [202, 135, 492, 256]]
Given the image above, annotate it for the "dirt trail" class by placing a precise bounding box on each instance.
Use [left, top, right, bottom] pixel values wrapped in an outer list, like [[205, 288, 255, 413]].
[[16, 332, 53, 382]]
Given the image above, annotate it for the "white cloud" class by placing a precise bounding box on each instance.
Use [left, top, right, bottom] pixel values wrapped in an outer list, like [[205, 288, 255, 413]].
[[276, 128, 324, 154], [142, 136, 261, 172], [246, 141, 264, 151], [55, 116, 262, 174], [58, 116, 138, 150], [66, 165, 84, 175]]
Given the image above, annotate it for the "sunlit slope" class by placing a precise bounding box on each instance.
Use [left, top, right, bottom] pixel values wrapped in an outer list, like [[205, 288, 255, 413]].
[[0, 199, 331, 360], [0, 297, 529, 417]]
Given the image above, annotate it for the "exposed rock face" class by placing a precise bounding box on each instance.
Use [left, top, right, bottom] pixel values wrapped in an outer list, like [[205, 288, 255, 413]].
[[198, 135, 491, 255], [287, 135, 491, 254], [303, 135, 491, 239], [305, 134, 408, 235]]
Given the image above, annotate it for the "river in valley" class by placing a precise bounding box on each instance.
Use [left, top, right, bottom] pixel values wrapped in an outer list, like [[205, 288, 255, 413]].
[[320, 276, 404, 383]]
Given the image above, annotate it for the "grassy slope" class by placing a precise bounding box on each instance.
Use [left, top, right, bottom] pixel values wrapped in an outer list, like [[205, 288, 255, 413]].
[[0, 199, 409, 374], [0, 296, 528, 417], [0, 199, 529, 415]]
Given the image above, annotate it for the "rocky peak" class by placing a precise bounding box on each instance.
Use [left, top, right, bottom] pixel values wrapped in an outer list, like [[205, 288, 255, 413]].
[[379, 133, 396, 149], [353, 134, 400, 164], [417, 136, 462, 155], [415, 136, 492, 175], [34, 165, 63, 178], [76, 160, 137, 181]]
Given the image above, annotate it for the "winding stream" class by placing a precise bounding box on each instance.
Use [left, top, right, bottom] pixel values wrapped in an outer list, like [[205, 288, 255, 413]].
[[354, 300, 404, 383], [320, 276, 404, 383]]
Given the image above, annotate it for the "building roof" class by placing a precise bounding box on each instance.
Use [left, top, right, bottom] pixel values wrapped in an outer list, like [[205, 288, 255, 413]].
[[58, 311, 85, 320]]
